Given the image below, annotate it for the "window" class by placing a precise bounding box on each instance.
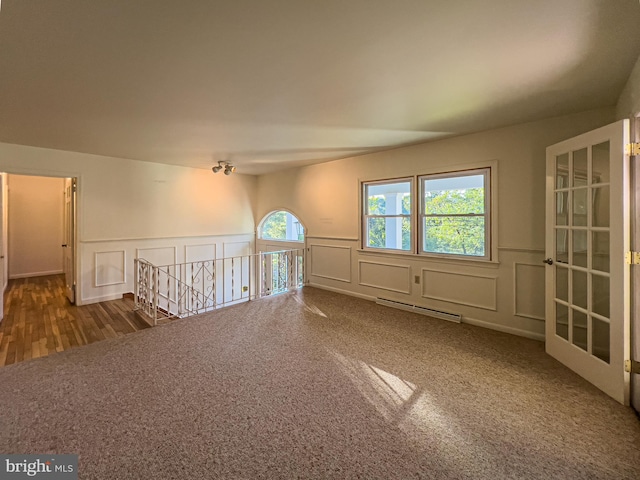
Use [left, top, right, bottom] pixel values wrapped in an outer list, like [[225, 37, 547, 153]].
[[260, 211, 304, 241], [361, 167, 492, 260], [420, 169, 490, 259], [363, 179, 412, 252]]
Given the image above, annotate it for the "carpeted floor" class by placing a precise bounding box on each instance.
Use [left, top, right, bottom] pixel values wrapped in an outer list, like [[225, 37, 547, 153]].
[[0, 287, 639, 479]]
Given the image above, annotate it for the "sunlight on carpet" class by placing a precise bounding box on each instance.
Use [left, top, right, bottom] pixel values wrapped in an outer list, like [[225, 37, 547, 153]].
[[329, 348, 509, 477], [292, 294, 327, 317]]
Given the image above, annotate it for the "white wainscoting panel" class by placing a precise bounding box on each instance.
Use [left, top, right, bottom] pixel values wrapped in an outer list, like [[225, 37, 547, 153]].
[[221, 241, 251, 303], [223, 241, 251, 258], [136, 246, 176, 266], [514, 262, 545, 321], [185, 243, 216, 263], [358, 260, 411, 294], [256, 240, 305, 253], [95, 250, 126, 287], [310, 244, 351, 283], [136, 246, 178, 304], [79, 233, 255, 306], [422, 269, 497, 311]]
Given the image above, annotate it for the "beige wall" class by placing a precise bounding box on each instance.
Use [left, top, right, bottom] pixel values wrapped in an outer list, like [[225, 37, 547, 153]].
[[257, 107, 616, 340], [0, 145, 256, 241], [0, 144, 258, 303], [8, 175, 64, 278], [617, 54, 640, 119], [0, 103, 623, 326]]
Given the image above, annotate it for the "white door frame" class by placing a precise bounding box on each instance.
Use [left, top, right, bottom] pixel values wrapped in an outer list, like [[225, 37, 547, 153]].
[[630, 114, 640, 413]]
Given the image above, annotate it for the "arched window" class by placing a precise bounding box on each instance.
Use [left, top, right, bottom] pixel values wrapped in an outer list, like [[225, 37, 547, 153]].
[[260, 211, 304, 242]]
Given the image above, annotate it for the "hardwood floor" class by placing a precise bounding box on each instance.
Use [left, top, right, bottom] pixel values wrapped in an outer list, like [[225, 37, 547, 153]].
[[0, 274, 150, 367]]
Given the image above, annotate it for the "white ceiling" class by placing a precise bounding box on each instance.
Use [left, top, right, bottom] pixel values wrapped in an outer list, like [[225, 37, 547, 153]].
[[0, 0, 639, 175]]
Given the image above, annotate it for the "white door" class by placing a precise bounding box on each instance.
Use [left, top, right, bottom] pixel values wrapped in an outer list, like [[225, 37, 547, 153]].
[[63, 178, 76, 304], [545, 120, 630, 405]]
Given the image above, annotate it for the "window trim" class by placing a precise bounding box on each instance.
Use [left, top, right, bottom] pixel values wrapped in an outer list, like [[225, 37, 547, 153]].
[[258, 209, 305, 243], [361, 177, 414, 254], [419, 167, 491, 260], [360, 162, 497, 263]]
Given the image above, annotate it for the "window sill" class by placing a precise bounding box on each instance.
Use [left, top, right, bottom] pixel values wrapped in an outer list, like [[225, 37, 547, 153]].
[[259, 238, 304, 243], [357, 248, 500, 268]]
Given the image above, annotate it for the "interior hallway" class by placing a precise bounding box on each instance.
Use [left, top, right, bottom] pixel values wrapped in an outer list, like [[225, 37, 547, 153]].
[[0, 274, 149, 367]]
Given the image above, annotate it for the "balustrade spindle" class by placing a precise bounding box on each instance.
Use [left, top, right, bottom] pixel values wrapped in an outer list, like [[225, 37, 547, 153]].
[[133, 249, 303, 324]]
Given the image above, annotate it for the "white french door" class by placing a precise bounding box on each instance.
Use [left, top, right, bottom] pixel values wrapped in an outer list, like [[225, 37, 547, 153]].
[[545, 120, 630, 405]]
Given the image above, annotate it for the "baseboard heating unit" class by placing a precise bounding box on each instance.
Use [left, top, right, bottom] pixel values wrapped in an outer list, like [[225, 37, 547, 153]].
[[376, 298, 462, 323]]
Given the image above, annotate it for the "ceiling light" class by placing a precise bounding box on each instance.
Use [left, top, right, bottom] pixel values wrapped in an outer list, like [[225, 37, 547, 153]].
[[212, 161, 236, 175]]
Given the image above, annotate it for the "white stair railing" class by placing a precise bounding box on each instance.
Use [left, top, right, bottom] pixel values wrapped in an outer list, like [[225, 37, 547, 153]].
[[134, 248, 304, 325]]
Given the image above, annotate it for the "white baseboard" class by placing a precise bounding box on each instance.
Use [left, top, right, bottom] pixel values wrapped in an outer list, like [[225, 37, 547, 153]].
[[307, 282, 544, 342], [9, 270, 64, 279], [79, 293, 125, 306], [462, 316, 544, 342], [306, 282, 376, 301]]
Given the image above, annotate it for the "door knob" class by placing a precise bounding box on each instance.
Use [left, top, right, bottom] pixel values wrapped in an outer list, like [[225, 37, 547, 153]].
[[61, 244, 68, 247], [543, 258, 554, 265]]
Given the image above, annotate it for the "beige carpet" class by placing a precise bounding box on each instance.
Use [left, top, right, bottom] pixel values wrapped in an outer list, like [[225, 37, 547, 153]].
[[0, 287, 638, 479]]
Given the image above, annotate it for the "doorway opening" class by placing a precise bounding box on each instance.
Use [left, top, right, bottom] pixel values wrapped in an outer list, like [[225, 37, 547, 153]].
[[0, 174, 146, 367], [0, 173, 77, 322]]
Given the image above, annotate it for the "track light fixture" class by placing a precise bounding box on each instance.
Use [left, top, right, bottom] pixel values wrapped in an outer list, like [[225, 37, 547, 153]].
[[212, 161, 236, 175]]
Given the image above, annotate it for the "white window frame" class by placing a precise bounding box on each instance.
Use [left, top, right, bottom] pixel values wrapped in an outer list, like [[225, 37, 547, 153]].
[[362, 178, 414, 253], [419, 168, 491, 260], [259, 210, 305, 243]]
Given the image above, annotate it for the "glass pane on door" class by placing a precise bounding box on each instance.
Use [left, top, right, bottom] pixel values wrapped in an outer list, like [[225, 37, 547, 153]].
[[573, 309, 588, 351], [572, 270, 587, 309], [592, 186, 610, 227], [556, 303, 569, 340], [572, 230, 587, 267], [592, 274, 610, 318], [592, 318, 610, 363], [592, 231, 610, 272], [556, 229, 568, 263], [556, 153, 569, 188], [573, 188, 588, 226], [572, 148, 588, 187], [591, 141, 610, 184], [556, 266, 568, 302], [556, 191, 568, 225]]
